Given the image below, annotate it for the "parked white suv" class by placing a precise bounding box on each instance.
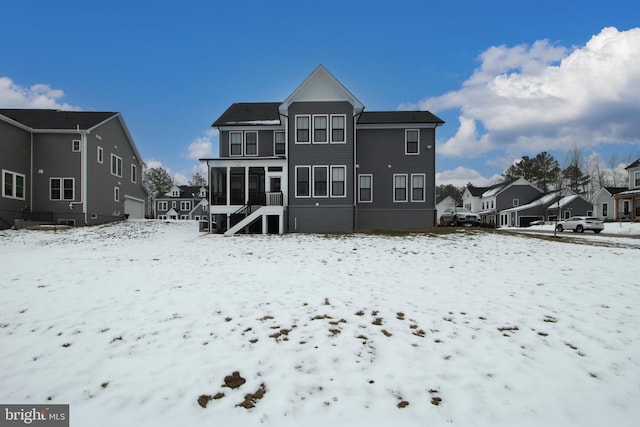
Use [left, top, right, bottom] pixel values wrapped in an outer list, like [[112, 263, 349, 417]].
[[556, 216, 604, 234], [439, 207, 481, 226]]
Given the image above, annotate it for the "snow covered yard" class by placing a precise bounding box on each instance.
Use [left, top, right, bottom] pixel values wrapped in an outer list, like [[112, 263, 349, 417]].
[[1, 220, 639, 427]]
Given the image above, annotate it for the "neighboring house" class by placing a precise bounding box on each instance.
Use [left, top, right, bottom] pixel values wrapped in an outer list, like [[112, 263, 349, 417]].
[[463, 178, 543, 226], [500, 189, 591, 226], [435, 195, 458, 217], [592, 187, 626, 221], [0, 109, 147, 229], [155, 185, 208, 221], [614, 159, 640, 221], [201, 65, 444, 235], [545, 193, 593, 221]]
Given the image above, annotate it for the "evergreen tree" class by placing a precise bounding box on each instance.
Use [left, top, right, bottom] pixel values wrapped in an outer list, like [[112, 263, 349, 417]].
[[189, 172, 207, 187], [503, 152, 561, 191], [144, 167, 174, 197]]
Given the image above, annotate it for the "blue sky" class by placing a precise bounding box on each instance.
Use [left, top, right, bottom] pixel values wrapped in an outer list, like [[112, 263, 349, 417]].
[[2, 0, 639, 187]]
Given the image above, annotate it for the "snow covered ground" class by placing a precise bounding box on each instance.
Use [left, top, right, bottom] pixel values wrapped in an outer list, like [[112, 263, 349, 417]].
[[1, 220, 639, 427]]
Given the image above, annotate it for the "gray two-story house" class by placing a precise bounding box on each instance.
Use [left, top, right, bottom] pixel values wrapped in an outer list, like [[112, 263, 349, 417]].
[[155, 184, 208, 221], [201, 65, 444, 234], [0, 109, 147, 229]]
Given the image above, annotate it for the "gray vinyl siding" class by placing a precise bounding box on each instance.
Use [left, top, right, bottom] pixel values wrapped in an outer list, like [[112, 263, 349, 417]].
[[496, 185, 542, 212], [0, 120, 30, 227], [86, 118, 146, 224], [287, 101, 355, 232], [356, 127, 436, 229]]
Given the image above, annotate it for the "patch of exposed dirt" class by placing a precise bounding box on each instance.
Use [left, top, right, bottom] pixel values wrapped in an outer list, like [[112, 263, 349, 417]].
[[222, 371, 246, 389], [237, 383, 267, 409]]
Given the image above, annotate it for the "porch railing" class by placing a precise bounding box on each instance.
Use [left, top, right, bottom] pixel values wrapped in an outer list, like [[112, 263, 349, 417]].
[[266, 192, 283, 206]]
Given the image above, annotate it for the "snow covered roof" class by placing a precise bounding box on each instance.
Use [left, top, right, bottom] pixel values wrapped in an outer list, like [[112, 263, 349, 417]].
[[502, 191, 562, 213]]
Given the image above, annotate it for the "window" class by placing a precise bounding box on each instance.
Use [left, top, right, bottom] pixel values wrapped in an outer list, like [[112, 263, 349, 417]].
[[50, 178, 74, 201], [180, 201, 192, 211], [2, 170, 25, 200], [131, 164, 137, 183], [97, 146, 103, 164], [513, 199, 520, 207], [393, 174, 408, 202], [331, 166, 346, 197], [405, 130, 419, 155], [114, 187, 120, 202], [313, 166, 328, 197], [274, 131, 286, 155], [313, 115, 328, 143], [158, 201, 168, 211], [296, 115, 310, 143], [359, 174, 373, 203], [602, 203, 608, 217], [245, 131, 258, 156], [230, 132, 243, 156], [111, 154, 123, 177], [295, 166, 311, 197], [331, 115, 346, 143], [635, 171, 640, 188], [411, 174, 425, 202], [72, 140, 81, 152]]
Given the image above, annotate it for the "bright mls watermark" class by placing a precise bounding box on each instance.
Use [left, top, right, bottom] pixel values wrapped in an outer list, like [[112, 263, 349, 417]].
[[1, 405, 68, 426]]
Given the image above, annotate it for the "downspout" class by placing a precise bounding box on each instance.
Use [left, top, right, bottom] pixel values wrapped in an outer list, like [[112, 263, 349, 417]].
[[30, 133, 34, 215]]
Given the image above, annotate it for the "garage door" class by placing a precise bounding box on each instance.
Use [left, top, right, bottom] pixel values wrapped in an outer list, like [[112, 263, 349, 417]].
[[124, 197, 145, 219]]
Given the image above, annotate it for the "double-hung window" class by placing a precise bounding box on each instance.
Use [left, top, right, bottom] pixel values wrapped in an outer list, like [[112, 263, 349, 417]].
[[50, 178, 74, 201], [274, 131, 286, 155], [635, 171, 640, 188], [180, 201, 192, 211], [331, 115, 346, 143], [411, 174, 425, 202], [405, 130, 419, 155], [331, 166, 346, 197], [313, 166, 328, 197], [157, 201, 168, 211], [358, 174, 373, 203], [313, 115, 328, 143], [2, 170, 25, 200], [230, 132, 243, 156], [245, 131, 258, 156], [296, 116, 310, 143], [111, 154, 123, 177], [295, 166, 311, 197], [393, 174, 408, 202]]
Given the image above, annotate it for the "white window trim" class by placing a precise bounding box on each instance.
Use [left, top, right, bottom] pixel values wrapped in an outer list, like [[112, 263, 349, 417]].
[[131, 164, 137, 183], [157, 201, 168, 211], [50, 177, 75, 201], [358, 174, 373, 203], [635, 171, 640, 188], [114, 187, 120, 202], [393, 174, 408, 203], [274, 131, 286, 155], [312, 114, 329, 144], [180, 201, 192, 211], [111, 154, 123, 177], [229, 131, 243, 156], [405, 129, 420, 155], [97, 146, 103, 164], [295, 165, 311, 198], [330, 165, 347, 198], [411, 173, 426, 202], [312, 165, 329, 198], [245, 131, 259, 156], [330, 114, 346, 144], [2, 169, 26, 200], [295, 115, 311, 144], [72, 140, 81, 152], [513, 199, 520, 207]]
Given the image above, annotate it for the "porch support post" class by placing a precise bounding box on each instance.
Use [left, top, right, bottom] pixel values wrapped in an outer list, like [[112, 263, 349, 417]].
[[226, 166, 230, 207], [262, 214, 267, 234], [245, 166, 249, 205], [279, 212, 284, 234]]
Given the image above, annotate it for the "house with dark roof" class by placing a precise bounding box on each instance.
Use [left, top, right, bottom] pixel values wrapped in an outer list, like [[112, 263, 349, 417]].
[[592, 187, 627, 221], [155, 185, 208, 221], [201, 65, 444, 234], [614, 159, 640, 221], [0, 109, 147, 229]]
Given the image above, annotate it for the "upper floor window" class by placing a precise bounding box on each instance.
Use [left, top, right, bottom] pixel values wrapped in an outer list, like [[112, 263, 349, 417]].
[[50, 178, 74, 201], [331, 166, 346, 197], [230, 131, 243, 156], [111, 154, 123, 177], [296, 115, 310, 144], [180, 201, 192, 211], [513, 199, 520, 207], [635, 171, 640, 188], [72, 140, 81, 152], [157, 201, 168, 211], [274, 131, 286, 155], [245, 131, 258, 156], [2, 170, 25, 200], [358, 174, 373, 203], [331, 115, 346, 143], [131, 164, 137, 183], [393, 174, 408, 202], [411, 174, 425, 202], [313, 115, 328, 143], [405, 130, 419, 155]]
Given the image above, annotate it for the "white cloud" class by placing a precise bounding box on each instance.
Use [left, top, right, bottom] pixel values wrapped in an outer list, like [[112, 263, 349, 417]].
[[405, 27, 640, 157], [436, 166, 502, 187], [0, 77, 80, 110], [186, 129, 218, 160]]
